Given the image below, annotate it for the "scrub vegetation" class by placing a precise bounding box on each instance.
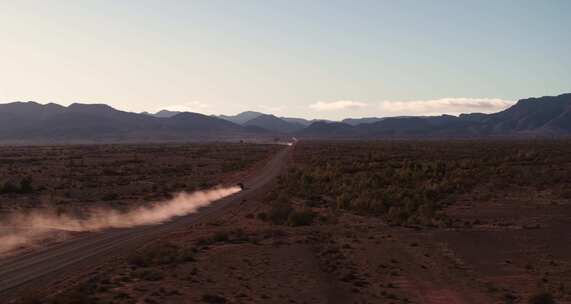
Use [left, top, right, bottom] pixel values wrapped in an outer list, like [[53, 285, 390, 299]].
[[272, 140, 571, 226]]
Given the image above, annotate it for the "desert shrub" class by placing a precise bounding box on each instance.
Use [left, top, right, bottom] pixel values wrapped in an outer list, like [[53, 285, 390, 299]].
[[222, 161, 248, 172], [19, 177, 34, 193], [202, 294, 227, 304], [102, 169, 119, 175], [387, 206, 409, 225], [196, 229, 252, 246], [177, 247, 196, 262], [528, 292, 555, 304], [268, 203, 293, 225], [561, 188, 571, 200], [133, 269, 164, 281], [212, 231, 230, 242], [227, 229, 250, 243], [504, 292, 518, 304], [48, 288, 98, 304], [1, 181, 18, 194], [257, 212, 268, 221], [113, 292, 131, 300], [272, 141, 571, 225], [19, 292, 44, 304], [0, 178, 34, 194], [288, 210, 316, 226], [53, 272, 111, 300], [128, 243, 194, 267], [102, 193, 119, 201], [128, 252, 149, 268]]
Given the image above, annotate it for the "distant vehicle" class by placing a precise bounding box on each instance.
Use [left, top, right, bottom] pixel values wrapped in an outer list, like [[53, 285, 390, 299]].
[[237, 182, 246, 190]]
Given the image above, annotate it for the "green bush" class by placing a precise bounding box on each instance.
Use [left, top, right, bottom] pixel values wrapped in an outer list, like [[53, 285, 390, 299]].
[[134, 269, 164, 281], [268, 203, 293, 225], [102, 193, 119, 201], [49, 291, 96, 304], [202, 294, 227, 304], [528, 292, 555, 304], [212, 231, 230, 242], [288, 210, 316, 226], [256, 212, 268, 221], [196, 229, 252, 246], [19, 177, 34, 193], [0, 178, 34, 194], [128, 243, 194, 267]]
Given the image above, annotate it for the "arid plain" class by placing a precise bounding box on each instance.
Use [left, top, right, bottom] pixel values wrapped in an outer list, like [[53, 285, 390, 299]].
[[0, 141, 570, 304]]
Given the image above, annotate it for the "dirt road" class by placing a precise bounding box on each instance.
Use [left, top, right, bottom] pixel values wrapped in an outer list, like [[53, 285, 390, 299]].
[[0, 145, 290, 298]]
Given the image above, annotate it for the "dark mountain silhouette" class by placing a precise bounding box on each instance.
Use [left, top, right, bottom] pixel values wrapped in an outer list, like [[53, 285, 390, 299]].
[[1, 93, 570, 143], [165, 112, 247, 134], [297, 93, 571, 138], [218, 111, 315, 127], [358, 115, 481, 137], [342, 117, 385, 126], [299, 121, 358, 138], [243, 114, 305, 133], [480, 94, 571, 135], [218, 111, 264, 125], [0, 101, 65, 120], [153, 110, 181, 118], [0, 102, 268, 143], [280, 117, 314, 126]]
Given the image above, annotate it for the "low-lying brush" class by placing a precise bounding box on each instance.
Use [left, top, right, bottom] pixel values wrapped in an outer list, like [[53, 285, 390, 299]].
[[128, 243, 194, 268], [262, 201, 317, 227], [202, 293, 227, 304], [287, 210, 317, 226], [528, 292, 555, 304], [196, 229, 253, 246], [271, 141, 571, 226], [133, 269, 164, 281]]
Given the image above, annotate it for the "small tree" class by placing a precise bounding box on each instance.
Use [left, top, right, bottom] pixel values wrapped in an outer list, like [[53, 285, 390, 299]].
[[19, 177, 33, 193], [288, 210, 316, 226], [268, 203, 293, 225], [1, 181, 18, 194], [528, 292, 555, 304]]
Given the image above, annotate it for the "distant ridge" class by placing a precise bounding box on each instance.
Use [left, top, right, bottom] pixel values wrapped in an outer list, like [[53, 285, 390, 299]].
[[153, 110, 181, 118], [296, 93, 571, 138], [218, 111, 264, 125], [342, 117, 384, 126], [218, 111, 318, 130], [0, 93, 570, 143], [243, 114, 305, 133], [0, 102, 270, 143]]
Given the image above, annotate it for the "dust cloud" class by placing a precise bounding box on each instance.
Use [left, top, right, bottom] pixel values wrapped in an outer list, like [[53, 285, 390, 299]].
[[0, 186, 241, 255]]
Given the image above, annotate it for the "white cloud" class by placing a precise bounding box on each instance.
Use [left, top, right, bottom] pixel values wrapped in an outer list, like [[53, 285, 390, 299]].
[[160, 101, 210, 113], [309, 100, 368, 111], [377, 98, 514, 116]]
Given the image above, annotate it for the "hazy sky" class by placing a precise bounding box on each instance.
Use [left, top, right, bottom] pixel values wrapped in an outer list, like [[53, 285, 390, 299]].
[[1, 0, 570, 120]]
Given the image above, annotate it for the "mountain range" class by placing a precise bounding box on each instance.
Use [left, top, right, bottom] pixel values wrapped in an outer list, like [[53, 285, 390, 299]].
[[0, 93, 570, 143]]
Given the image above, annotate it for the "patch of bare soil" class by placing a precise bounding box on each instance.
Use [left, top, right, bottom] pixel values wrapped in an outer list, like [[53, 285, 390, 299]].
[[436, 193, 571, 303]]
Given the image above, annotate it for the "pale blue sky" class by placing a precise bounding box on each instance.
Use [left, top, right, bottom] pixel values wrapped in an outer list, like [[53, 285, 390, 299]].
[[1, 0, 569, 119]]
